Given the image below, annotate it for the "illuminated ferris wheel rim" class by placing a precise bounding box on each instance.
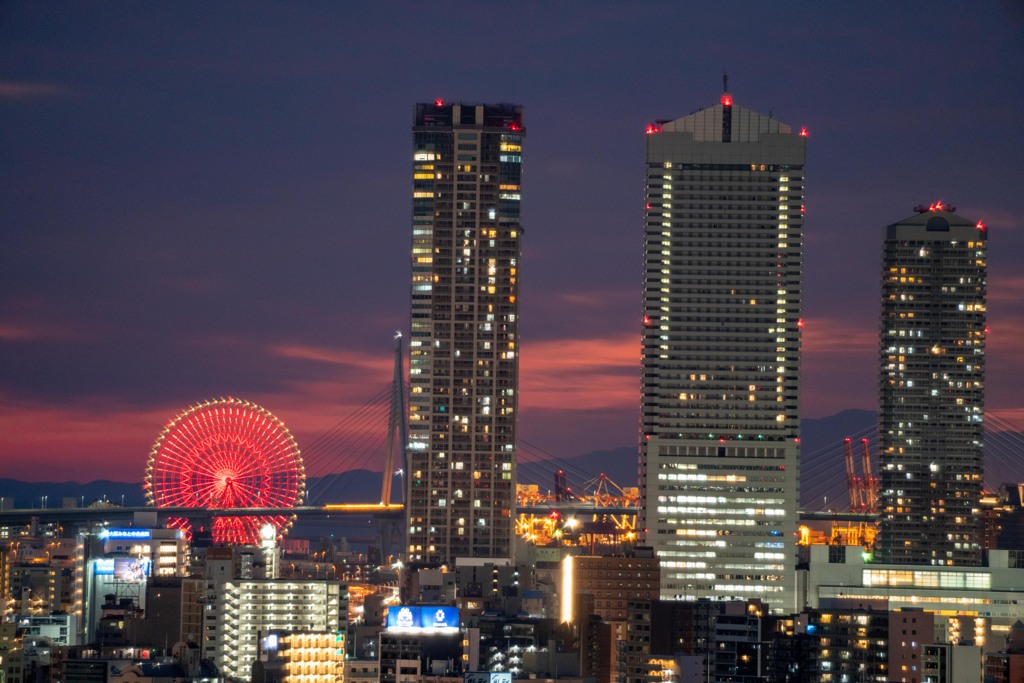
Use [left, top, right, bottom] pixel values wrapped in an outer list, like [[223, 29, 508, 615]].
[[144, 397, 305, 544]]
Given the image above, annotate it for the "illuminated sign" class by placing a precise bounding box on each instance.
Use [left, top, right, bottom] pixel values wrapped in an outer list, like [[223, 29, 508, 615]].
[[103, 529, 152, 540], [92, 558, 151, 581], [421, 606, 458, 629], [386, 605, 460, 632], [388, 606, 417, 629], [114, 558, 150, 582]]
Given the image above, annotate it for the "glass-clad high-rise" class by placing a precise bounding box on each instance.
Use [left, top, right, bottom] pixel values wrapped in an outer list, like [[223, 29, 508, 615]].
[[407, 102, 524, 566], [877, 205, 987, 566], [639, 93, 806, 613]]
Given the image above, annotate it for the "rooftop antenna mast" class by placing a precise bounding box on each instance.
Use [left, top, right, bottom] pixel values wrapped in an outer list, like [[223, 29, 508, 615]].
[[723, 73, 729, 93]]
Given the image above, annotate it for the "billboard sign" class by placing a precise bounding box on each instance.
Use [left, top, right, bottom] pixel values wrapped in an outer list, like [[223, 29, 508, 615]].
[[103, 528, 152, 540], [420, 606, 459, 629], [94, 558, 150, 581], [113, 558, 151, 582], [386, 605, 460, 632]]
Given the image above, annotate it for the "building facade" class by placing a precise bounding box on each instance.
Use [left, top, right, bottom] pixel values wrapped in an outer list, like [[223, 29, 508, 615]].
[[877, 206, 987, 566], [640, 92, 806, 612], [203, 579, 346, 680], [407, 101, 524, 566], [562, 554, 661, 622]]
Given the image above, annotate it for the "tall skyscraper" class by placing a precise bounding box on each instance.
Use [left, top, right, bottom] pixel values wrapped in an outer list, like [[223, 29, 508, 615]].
[[406, 102, 524, 566], [877, 204, 987, 566], [639, 92, 806, 612]]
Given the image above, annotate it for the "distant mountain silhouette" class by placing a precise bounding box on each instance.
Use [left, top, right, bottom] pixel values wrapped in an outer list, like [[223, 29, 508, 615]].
[[5, 409, 1019, 516]]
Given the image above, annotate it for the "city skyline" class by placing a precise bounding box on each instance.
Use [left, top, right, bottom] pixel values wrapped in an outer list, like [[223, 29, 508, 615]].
[[2, 4, 1023, 482]]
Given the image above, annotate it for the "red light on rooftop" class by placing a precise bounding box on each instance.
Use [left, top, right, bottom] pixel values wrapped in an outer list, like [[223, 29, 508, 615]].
[[976, 220, 986, 231], [721, 94, 733, 107], [508, 121, 522, 131], [799, 127, 808, 137], [645, 123, 662, 134], [434, 98, 444, 107]]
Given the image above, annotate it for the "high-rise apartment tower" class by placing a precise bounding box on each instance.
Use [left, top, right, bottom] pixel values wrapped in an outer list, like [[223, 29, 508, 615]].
[[640, 92, 806, 613], [877, 204, 987, 566], [407, 102, 524, 566]]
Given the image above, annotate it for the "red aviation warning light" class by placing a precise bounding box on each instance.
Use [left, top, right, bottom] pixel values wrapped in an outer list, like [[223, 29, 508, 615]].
[[799, 127, 808, 137], [645, 123, 663, 134], [721, 94, 733, 107], [976, 220, 986, 231], [434, 98, 444, 107]]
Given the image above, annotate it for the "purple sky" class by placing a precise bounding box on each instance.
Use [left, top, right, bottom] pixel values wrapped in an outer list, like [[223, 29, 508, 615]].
[[2, 3, 1023, 482]]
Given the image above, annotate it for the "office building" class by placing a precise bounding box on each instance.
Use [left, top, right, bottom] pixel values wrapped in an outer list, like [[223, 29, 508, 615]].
[[640, 91, 806, 612], [877, 205, 987, 566], [407, 101, 525, 565], [802, 544, 1024, 643], [561, 554, 660, 622]]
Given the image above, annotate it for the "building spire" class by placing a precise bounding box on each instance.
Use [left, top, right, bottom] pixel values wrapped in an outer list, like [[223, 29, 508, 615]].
[[723, 73, 729, 93]]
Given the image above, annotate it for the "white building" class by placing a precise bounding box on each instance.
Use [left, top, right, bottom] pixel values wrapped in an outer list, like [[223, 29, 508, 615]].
[[194, 549, 347, 680], [100, 527, 189, 577], [804, 544, 1024, 649], [640, 91, 806, 613], [13, 613, 78, 646]]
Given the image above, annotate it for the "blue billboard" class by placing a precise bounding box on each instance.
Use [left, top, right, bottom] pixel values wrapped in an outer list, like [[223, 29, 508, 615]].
[[103, 528, 152, 540], [386, 605, 460, 631], [420, 606, 459, 629]]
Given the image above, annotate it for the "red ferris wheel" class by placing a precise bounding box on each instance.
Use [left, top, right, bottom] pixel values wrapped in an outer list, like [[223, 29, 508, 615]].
[[145, 397, 306, 546]]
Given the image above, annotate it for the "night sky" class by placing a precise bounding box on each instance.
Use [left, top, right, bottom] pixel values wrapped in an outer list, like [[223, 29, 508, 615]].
[[2, 3, 1023, 482]]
